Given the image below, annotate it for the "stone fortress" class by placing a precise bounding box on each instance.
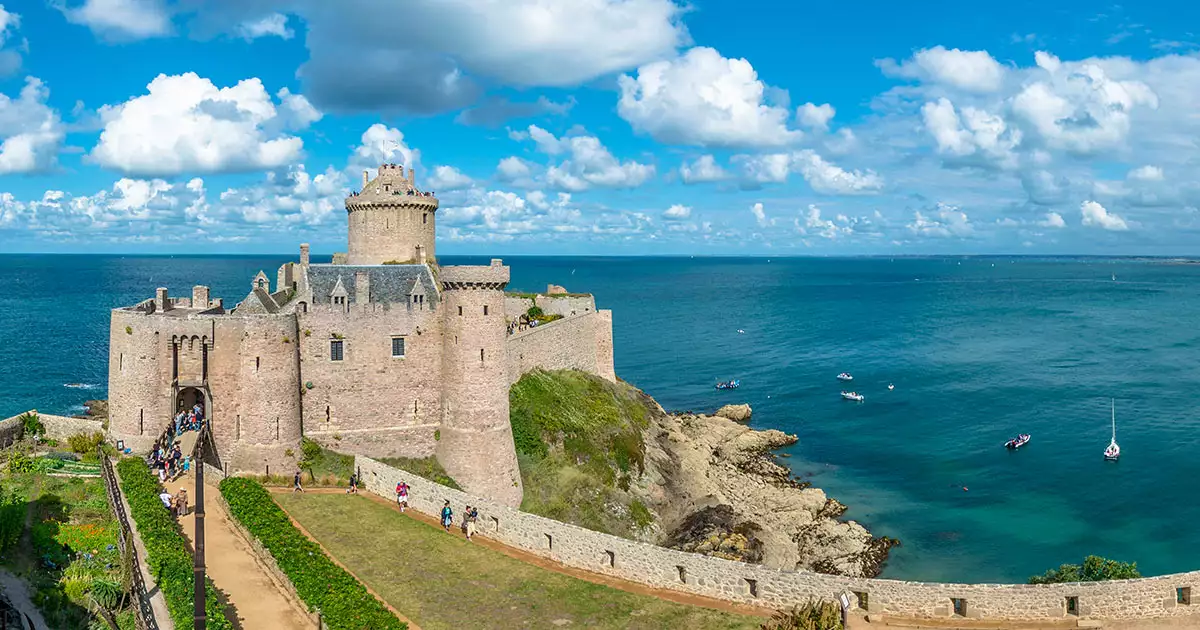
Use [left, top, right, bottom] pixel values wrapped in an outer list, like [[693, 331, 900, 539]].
[[107, 163, 615, 507]]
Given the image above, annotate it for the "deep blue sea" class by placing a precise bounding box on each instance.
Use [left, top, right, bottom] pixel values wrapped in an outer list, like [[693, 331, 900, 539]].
[[3, 254, 1199, 584]]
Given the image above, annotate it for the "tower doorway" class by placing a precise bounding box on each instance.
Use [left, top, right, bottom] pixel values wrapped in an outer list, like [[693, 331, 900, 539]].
[[176, 387, 207, 417]]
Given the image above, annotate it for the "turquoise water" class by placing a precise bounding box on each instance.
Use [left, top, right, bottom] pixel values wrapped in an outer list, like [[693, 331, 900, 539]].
[[3, 254, 1198, 583]]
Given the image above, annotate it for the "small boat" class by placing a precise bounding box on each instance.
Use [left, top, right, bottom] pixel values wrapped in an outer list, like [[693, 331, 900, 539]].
[[887, 383, 895, 391], [837, 372, 854, 381], [715, 380, 741, 390], [1105, 399, 1120, 461], [737, 329, 745, 334], [1005, 434, 1031, 449], [63, 383, 92, 389], [841, 391, 864, 402]]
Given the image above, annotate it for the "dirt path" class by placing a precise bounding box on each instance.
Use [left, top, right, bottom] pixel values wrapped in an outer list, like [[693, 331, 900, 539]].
[[171, 475, 314, 630], [269, 486, 771, 620]]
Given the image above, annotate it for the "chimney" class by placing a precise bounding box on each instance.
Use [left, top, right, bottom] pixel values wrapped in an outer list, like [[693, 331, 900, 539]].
[[300, 243, 310, 267], [355, 270, 370, 305], [192, 286, 210, 310], [211, 298, 223, 310], [155, 287, 171, 312], [362, 170, 369, 190], [408, 166, 415, 184]]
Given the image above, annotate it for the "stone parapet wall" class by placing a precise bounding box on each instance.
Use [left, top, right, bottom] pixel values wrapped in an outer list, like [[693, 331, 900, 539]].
[[356, 456, 1200, 622], [506, 311, 616, 384], [0, 412, 25, 448], [37, 412, 105, 441]]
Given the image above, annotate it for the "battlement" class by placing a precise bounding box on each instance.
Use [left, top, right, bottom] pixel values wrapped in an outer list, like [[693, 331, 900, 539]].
[[440, 260, 510, 289], [117, 286, 226, 317], [346, 163, 440, 265]]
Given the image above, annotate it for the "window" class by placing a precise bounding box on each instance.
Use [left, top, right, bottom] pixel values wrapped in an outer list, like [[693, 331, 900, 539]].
[[392, 337, 406, 358], [1179, 587, 1192, 605], [480, 348, 485, 363], [330, 340, 344, 361], [458, 306, 463, 316], [1066, 596, 1078, 616], [423, 213, 428, 224], [483, 305, 489, 315], [951, 598, 966, 617], [744, 579, 758, 598], [412, 294, 424, 306]]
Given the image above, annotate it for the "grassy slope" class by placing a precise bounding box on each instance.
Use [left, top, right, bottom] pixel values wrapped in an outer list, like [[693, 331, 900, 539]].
[[509, 369, 658, 537], [275, 492, 761, 630]]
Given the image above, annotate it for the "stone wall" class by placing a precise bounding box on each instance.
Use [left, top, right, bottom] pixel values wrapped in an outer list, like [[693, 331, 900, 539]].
[[298, 299, 443, 460], [0, 412, 24, 448], [356, 456, 1200, 622], [506, 311, 616, 384], [504, 294, 596, 320], [37, 413, 105, 441]]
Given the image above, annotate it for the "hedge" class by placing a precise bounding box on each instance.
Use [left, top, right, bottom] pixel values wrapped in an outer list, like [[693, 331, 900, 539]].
[[115, 458, 234, 630], [218, 477, 406, 630]]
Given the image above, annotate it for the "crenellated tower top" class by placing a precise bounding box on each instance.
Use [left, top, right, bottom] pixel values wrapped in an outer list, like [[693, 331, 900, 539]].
[[344, 163, 440, 265]]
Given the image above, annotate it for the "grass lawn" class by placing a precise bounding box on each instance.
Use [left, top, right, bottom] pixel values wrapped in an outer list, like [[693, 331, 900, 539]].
[[274, 493, 763, 630]]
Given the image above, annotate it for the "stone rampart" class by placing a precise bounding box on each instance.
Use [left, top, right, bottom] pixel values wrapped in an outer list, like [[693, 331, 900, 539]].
[[356, 456, 1200, 622], [506, 311, 616, 384], [35, 412, 105, 441], [0, 412, 25, 448]]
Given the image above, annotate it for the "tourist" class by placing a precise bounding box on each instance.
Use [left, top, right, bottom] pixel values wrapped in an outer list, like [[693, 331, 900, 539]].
[[174, 489, 188, 517], [347, 472, 358, 494], [293, 470, 304, 493], [396, 481, 409, 512], [441, 500, 453, 532], [159, 491, 172, 509], [465, 505, 478, 541]]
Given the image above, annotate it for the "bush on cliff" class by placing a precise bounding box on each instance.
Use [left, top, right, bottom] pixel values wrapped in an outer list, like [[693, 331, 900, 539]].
[[760, 599, 843, 630], [114, 458, 233, 630], [1028, 555, 1141, 584], [510, 369, 656, 537], [219, 477, 406, 630]]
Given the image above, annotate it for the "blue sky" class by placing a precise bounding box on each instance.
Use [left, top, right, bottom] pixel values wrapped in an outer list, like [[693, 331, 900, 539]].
[[2, 1, 1200, 255]]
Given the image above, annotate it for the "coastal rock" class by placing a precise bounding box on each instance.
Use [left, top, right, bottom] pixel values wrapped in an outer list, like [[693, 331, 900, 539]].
[[714, 404, 752, 422], [546, 284, 568, 295], [633, 399, 896, 578]]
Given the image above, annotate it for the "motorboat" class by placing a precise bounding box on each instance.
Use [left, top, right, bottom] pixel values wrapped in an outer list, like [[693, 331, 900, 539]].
[[887, 383, 895, 391], [1005, 434, 1031, 449], [841, 391, 864, 402], [737, 329, 745, 334], [715, 380, 741, 390], [837, 372, 854, 381], [1105, 399, 1120, 461]]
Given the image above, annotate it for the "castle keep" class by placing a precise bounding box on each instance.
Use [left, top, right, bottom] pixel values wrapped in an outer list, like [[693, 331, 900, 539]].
[[107, 164, 615, 506]]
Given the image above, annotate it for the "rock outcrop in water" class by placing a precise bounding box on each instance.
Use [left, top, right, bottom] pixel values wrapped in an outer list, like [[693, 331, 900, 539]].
[[714, 403, 753, 422], [636, 400, 897, 577]]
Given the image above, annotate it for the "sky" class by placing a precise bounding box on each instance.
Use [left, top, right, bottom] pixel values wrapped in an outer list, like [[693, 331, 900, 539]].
[[2, 1, 1200, 256]]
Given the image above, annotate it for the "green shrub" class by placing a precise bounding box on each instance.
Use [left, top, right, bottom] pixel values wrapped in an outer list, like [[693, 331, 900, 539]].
[[377, 456, 461, 490], [219, 477, 406, 630], [761, 599, 843, 630], [8, 452, 35, 474], [1029, 555, 1141, 584], [67, 432, 106, 455], [526, 305, 544, 319], [115, 458, 234, 630], [0, 489, 25, 554], [20, 412, 44, 437]]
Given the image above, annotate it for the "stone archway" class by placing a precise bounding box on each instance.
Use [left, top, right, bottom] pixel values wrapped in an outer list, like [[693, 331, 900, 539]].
[[176, 386, 207, 417]]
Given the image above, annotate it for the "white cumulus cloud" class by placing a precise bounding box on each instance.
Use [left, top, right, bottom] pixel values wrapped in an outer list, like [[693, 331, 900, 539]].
[[426, 165, 473, 192], [921, 97, 1021, 169], [518, 125, 654, 191], [59, 0, 171, 40], [1128, 165, 1164, 181], [792, 150, 884, 195], [1080, 200, 1128, 231], [797, 102, 835, 131], [91, 73, 315, 176], [679, 155, 729, 183], [0, 77, 64, 174], [879, 46, 1006, 93], [236, 13, 292, 40], [617, 47, 800, 148], [663, 204, 691, 220], [1040, 212, 1066, 228], [907, 203, 973, 238]]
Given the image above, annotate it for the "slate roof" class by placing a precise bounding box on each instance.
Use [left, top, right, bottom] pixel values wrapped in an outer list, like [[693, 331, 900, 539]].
[[308, 264, 439, 306]]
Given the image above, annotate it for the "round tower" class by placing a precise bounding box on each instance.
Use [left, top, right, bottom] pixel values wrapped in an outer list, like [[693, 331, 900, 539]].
[[346, 164, 439, 265], [437, 260, 524, 507]]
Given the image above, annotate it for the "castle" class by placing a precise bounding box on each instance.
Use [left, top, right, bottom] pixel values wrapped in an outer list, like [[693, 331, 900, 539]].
[[107, 164, 615, 506]]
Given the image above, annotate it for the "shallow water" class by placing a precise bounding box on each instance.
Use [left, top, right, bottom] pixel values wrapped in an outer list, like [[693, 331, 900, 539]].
[[2, 254, 1196, 583]]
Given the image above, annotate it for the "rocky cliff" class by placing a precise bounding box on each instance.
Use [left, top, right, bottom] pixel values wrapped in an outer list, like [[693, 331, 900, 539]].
[[509, 369, 897, 578]]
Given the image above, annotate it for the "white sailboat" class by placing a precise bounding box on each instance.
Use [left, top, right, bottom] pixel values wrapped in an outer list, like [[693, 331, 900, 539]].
[[1104, 399, 1120, 461]]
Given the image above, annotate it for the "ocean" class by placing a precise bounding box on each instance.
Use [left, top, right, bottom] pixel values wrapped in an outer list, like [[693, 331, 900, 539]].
[[2, 253, 1198, 584]]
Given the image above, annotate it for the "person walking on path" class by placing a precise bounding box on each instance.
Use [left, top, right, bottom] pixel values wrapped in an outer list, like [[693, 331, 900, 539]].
[[347, 473, 358, 494], [440, 500, 453, 533], [293, 470, 304, 493], [465, 505, 478, 541], [396, 481, 409, 512]]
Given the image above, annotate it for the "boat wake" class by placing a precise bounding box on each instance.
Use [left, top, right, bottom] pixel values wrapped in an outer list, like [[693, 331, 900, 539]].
[[63, 383, 98, 390]]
